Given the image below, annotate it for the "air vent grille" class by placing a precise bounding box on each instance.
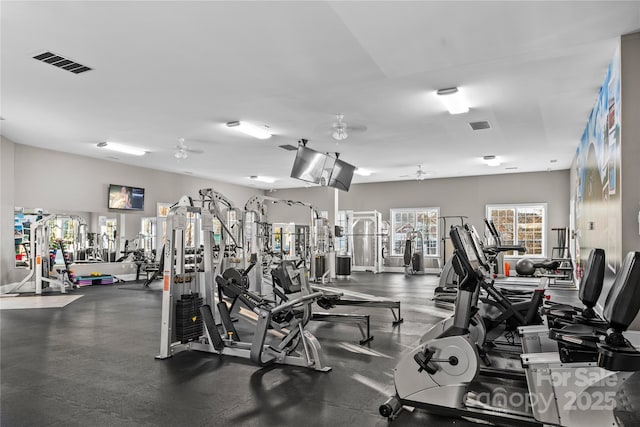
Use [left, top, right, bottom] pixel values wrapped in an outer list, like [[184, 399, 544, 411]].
[[33, 51, 92, 74], [279, 144, 298, 151], [469, 121, 491, 131]]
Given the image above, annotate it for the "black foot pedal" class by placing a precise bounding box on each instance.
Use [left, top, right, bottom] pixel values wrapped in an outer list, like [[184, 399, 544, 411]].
[[200, 304, 225, 351], [217, 301, 240, 342]]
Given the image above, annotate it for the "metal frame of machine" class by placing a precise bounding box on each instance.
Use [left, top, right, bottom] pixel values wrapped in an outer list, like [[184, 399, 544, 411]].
[[11, 214, 85, 294]]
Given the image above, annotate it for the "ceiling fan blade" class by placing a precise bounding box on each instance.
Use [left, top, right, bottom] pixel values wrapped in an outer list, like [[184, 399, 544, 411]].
[[346, 124, 367, 132], [185, 148, 204, 154]]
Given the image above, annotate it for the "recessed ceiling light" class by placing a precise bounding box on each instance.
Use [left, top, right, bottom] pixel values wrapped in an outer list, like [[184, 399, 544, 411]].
[[226, 121, 272, 139], [482, 155, 501, 167], [354, 168, 373, 176], [97, 142, 146, 156], [249, 175, 277, 183], [436, 87, 469, 115]]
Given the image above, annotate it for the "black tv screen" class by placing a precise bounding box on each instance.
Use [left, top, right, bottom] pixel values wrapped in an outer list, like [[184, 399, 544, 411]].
[[328, 158, 355, 191], [108, 184, 145, 210], [290, 146, 330, 184]]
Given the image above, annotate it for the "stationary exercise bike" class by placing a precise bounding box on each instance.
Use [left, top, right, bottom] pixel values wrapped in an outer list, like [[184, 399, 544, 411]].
[[383, 227, 640, 426]]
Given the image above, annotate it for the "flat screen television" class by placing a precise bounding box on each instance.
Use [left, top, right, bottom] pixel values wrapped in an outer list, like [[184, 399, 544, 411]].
[[328, 158, 356, 191], [290, 146, 330, 184], [108, 184, 145, 210]]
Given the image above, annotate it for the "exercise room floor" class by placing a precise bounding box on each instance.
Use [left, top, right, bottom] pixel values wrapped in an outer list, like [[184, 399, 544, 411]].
[[1, 273, 639, 427]]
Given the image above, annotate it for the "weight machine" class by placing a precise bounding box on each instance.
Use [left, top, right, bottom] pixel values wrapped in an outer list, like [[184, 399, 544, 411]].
[[11, 214, 84, 294], [156, 191, 331, 371]]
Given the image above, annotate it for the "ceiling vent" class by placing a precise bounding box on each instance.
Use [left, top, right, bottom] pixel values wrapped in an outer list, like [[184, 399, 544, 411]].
[[279, 144, 298, 151], [33, 51, 92, 74], [469, 121, 491, 131]]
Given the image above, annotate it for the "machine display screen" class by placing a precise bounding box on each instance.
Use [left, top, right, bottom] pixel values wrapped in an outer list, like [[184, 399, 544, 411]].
[[108, 184, 145, 210], [452, 226, 480, 270], [468, 226, 489, 267]]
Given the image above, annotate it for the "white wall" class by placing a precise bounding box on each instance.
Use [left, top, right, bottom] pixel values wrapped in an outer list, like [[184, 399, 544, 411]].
[[1, 140, 264, 285], [1, 137, 18, 283]]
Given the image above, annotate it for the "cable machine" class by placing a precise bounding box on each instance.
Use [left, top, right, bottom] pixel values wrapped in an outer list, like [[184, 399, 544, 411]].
[[11, 214, 86, 294]]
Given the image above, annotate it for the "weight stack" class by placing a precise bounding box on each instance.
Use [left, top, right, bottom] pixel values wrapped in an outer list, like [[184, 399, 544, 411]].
[[175, 293, 203, 344]]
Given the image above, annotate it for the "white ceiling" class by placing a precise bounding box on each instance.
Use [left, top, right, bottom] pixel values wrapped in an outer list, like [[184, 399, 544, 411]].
[[2, 1, 640, 190]]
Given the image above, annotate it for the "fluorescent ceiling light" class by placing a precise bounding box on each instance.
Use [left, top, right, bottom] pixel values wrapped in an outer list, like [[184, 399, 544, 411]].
[[249, 175, 277, 184], [483, 155, 501, 167], [436, 87, 469, 115], [354, 168, 373, 176], [96, 141, 146, 156], [226, 121, 272, 139]]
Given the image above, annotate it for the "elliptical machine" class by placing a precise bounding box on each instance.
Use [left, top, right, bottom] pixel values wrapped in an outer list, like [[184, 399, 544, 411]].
[[380, 225, 541, 425], [425, 225, 545, 356]]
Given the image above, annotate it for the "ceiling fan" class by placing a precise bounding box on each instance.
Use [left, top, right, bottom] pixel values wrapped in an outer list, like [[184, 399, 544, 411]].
[[327, 114, 367, 141], [174, 138, 204, 159], [400, 165, 431, 181]]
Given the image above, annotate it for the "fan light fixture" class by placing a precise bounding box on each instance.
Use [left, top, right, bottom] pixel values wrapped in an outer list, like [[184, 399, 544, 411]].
[[249, 175, 277, 183], [226, 121, 272, 139], [483, 155, 501, 167], [96, 141, 146, 156], [174, 149, 188, 159], [436, 87, 469, 115], [332, 128, 348, 141]]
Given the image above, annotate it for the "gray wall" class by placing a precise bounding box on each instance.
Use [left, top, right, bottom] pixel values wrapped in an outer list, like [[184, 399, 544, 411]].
[[270, 170, 571, 263], [1, 138, 263, 285], [621, 33, 640, 329], [621, 33, 640, 257]]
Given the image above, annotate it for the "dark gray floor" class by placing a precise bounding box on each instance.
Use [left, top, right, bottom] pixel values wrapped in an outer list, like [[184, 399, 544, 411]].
[[1, 273, 638, 427]]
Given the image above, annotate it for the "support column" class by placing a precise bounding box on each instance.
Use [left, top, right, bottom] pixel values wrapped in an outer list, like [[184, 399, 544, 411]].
[[326, 187, 339, 279]]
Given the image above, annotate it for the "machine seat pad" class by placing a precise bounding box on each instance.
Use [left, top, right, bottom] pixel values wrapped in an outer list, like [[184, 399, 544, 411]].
[[598, 343, 640, 372]]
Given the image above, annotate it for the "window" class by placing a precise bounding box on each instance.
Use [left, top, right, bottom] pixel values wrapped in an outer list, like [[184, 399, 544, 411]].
[[486, 204, 546, 257], [391, 208, 439, 256]]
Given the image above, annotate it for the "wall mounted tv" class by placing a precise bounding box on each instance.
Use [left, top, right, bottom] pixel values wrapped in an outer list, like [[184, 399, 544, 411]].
[[290, 146, 330, 184], [108, 184, 145, 210], [328, 158, 356, 192]]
